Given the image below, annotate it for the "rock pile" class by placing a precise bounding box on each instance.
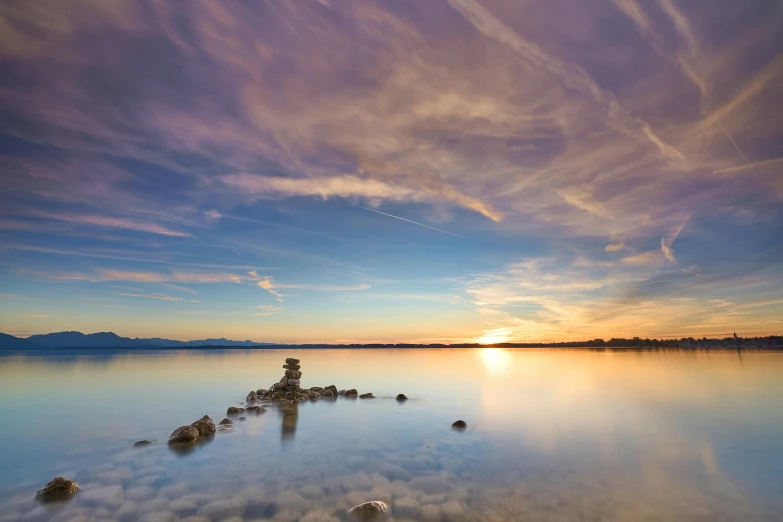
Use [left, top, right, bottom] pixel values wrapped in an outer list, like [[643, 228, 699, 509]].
[[253, 357, 307, 403]]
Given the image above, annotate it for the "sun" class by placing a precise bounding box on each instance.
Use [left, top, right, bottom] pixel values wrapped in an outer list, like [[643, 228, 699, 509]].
[[477, 328, 513, 345]]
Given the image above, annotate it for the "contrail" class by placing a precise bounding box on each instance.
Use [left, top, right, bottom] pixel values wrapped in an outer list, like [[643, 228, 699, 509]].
[[356, 206, 467, 239], [717, 119, 750, 163], [714, 156, 783, 174]]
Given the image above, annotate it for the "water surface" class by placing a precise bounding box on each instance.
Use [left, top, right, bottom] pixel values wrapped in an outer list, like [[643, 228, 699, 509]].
[[1, 348, 782, 521]]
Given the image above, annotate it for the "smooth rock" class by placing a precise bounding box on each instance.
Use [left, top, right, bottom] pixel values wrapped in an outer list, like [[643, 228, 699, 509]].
[[190, 415, 216, 437], [321, 389, 335, 398], [80, 485, 124, 509], [359, 393, 375, 399], [345, 389, 358, 397], [347, 500, 389, 521], [338, 390, 346, 396], [133, 440, 152, 447], [396, 394, 409, 401], [287, 379, 300, 386], [309, 386, 324, 393], [285, 357, 300, 365], [247, 391, 257, 401], [34, 477, 79, 502], [451, 420, 468, 430], [282, 364, 301, 371], [238, 416, 246, 421], [308, 391, 321, 399], [198, 498, 247, 520], [256, 388, 268, 396], [168, 425, 199, 443], [219, 417, 232, 425], [226, 406, 245, 415], [285, 370, 302, 379]]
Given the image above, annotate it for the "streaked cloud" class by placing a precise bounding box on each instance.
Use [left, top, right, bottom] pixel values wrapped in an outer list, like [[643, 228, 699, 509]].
[[605, 242, 625, 252], [115, 293, 201, 303]]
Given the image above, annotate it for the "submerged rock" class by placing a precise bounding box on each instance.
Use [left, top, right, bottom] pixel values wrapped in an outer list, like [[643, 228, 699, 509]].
[[219, 418, 232, 425], [238, 416, 247, 421], [246, 405, 266, 413], [396, 394, 408, 401], [347, 500, 389, 521], [359, 393, 375, 399], [133, 440, 152, 447], [35, 477, 79, 502], [168, 425, 199, 443], [285, 357, 300, 365], [190, 415, 216, 437], [227, 406, 245, 415], [451, 419, 468, 430]]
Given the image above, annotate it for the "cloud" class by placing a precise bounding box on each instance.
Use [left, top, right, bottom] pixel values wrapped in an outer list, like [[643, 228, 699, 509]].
[[661, 237, 678, 264], [221, 173, 502, 221], [20, 268, 246, 284], [257, 277, 286, 301], [21, 314, 48, 319], [621, 251, 664, 265], [28, 212, 190, 237], [115, 293, 201, 303], [605, 241, 625, 252]]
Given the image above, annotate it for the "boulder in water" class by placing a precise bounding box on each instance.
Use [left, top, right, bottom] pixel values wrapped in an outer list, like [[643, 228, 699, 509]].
[[345, 389, 358, 397], [219, 418, 232, 425], [190, 415, 216, 437], [360, 393, 375, 399], [133, 440, 152, 447], [227, 406, 245, 415], [35, 477, 79, 503], [451, 419, 468, 430], [247, 390, 257, 402], [347, 500, 389, 521], [168, 425, 199, 443]]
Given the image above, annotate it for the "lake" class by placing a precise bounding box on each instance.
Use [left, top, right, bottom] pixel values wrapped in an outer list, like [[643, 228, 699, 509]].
[[0, 348, 782, 521]]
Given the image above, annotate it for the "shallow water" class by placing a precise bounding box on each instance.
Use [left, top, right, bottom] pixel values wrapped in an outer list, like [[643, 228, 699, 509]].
[[1, 348, 782, 521]]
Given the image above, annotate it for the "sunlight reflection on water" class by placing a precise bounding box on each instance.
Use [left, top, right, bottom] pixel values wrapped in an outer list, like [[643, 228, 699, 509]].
[[1, 348, 782, 521]]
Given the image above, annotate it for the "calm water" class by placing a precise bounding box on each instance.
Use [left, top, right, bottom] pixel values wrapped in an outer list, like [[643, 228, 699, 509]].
[[1, 348, 782, 522]]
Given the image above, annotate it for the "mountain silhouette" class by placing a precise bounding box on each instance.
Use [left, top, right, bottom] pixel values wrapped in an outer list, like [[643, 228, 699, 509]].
[[4, 331, 276, 349]]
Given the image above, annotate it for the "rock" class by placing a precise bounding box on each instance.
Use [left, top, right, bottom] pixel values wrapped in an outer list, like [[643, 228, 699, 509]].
[[287, 379, 300, 386], [359, 393, 375, 399], [308, 391, 321, 399], [133, 440, 152, 447], [190, 415, 216, 437], [347, 500, 389, 521], [396, 394, 408, 401], [198, 498, 247, 520], [34, 477, 79, 502], [238, 416, 246, 421], [80, 484, 125, 509], [451, 420, 468, 430], [168, 425, 199, 443], [325, 384, 338, 393], [246, 405, 266, 413], [271, 392, 281, 399], [219, 418, 232, 425], [285, 370, 302, 379], [321, 389, 335, 398], [283, 385, 298, 393], [282, 364, 301, 371], [345, 389, 358, 397], [285, 357, 300, 365], [310, 386, 324, 392], [227, 406, 245, 415], [247, 391, 257, 401], [338, 390, 346, 396]]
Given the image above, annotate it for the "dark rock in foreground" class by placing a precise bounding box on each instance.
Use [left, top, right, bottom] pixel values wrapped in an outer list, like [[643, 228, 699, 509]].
[[219, 418, 232, 425], [396, 394, 408, 401], [451, 419, 468, 429], [35, 477, 79, 503], [360, 392, 375, 399], [347, 500, 389, 521], [133, 440, 152, 447], [190, 415, 216, 437], [168, 425, 199, 443]]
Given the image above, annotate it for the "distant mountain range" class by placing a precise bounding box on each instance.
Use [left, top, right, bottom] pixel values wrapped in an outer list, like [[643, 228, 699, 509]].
[[0, 331, 278, 350]]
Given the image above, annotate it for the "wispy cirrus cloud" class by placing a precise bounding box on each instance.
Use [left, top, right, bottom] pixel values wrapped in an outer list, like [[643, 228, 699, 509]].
[[115, 293, 201, 303]]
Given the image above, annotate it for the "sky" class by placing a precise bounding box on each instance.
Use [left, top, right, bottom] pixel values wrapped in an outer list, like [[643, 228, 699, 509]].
[[0, 0, 781, 344]]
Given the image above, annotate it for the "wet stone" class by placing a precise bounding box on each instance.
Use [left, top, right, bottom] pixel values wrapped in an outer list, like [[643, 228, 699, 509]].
[[451, 420, 468, 430], [247, 391, 257, 402], [321, 389, 335, 398], [190, 415, 216, 437], [133, 440, 152, 447], [34, 477, 79, 503], [347, 500, 389, 521], [168, 425, 199, 444], [396, 394, 409, 401], [246, 405, 266, 413], [345, 389, 358, 397], [227, 407, 245, 415], [360, 393, 375, 399], [219, 418, 232, 425], [282, 364, 301, 371], [285, 357, 300, 365]]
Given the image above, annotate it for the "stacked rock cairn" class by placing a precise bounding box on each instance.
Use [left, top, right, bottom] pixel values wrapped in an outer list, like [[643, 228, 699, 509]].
[[248, 357, 339, 403]]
